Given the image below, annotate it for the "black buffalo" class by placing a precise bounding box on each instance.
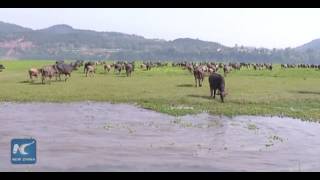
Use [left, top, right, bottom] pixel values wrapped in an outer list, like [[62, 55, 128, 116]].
[[208, 73, 227, 102], [146, 62, 152, 71], [125, 63, 133, 77], [55, 62, 78, 81], [0, 64, 5, 72], [114, 63, 122, 74]]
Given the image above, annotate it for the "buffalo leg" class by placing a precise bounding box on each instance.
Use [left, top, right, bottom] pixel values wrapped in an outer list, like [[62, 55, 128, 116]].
[[195, 77, 197, 87], [58, 73, 62, 81], [199, 78, 202, 87], [210, 87, 213, 98], [220, 93, 224, 103], [29, 73, 32, 81], [219, 88, 224, 102], [213, 89, 216, 99]]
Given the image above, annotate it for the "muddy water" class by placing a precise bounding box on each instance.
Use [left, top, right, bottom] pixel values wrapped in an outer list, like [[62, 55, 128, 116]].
[[0, 102, 320, 171]]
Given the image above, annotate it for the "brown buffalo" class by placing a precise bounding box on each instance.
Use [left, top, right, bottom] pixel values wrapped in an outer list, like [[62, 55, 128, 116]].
[[208, 67, 216, 74], [86, 65, 96, 77], [223, 65, 232, 77], [28, 68, 41, 81], [186, 64, 194, 73], [193, 67, 205, 87], [104, 64, 111, 73], [40, 65, 59, 84]]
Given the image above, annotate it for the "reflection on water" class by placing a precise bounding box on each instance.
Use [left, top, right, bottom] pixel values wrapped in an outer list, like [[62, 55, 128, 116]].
[[0, 102, 320, 171]]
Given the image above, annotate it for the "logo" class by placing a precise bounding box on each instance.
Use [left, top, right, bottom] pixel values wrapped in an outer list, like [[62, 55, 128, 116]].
[[11, 138, 36, 164]]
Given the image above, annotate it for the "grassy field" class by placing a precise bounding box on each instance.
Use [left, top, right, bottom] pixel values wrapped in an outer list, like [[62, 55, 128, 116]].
[[1, 60, 320, 121]]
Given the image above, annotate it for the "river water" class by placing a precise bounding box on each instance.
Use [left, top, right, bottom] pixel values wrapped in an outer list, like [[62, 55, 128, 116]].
[[0, 102, 320, 171]]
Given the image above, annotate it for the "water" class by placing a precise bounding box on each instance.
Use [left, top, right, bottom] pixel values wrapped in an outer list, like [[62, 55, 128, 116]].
[[0, 102, 320, 171]]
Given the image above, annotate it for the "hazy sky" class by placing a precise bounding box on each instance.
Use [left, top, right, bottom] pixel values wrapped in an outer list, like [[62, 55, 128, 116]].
[[0, 8, 319, 49]]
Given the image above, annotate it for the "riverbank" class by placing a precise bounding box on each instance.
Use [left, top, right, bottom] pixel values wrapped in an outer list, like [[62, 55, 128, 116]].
[[1, 60, 320, 121]]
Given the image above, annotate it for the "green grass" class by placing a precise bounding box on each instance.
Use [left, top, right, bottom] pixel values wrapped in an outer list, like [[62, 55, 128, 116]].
[[1, 60, 320, 121]]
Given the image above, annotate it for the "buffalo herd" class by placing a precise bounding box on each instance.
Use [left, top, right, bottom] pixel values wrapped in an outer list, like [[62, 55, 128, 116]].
[[1, 60, 320, 103], [281, 63, 320, 69], [23, 60, 171, 84], [26, 60, 138, 84]]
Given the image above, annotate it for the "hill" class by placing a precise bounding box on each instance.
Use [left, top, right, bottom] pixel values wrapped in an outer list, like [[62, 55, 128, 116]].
[[296, 39, 320, 52], [0, 21, 319, 63]]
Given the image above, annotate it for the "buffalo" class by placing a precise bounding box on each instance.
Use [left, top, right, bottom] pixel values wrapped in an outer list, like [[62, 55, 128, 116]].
[[223, 65, 232, 77], [229, 63, 240, 70], [186, 64, 194, 73], [28, 68, 41, 82], [131, 61, 136, 72], [55, 62, 78, 82], [209, 73, 227, 102], [104, 64, 112, 73], [103, 64, 111, 73], [208, 68, 215, 74], [146, 62, 152, 71], [265, 63, 272, 71], [114, 63, 122, 74], [0, 64, 5, 72], [84, 62, 95, 73], [85, 65, 96, 77], [193, 66, 205, 87], [140, 64, 146, 69], [125, 63, 133, 77], [40, 65, 59, 84]]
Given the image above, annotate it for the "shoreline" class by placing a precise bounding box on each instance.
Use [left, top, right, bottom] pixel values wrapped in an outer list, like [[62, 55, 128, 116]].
[[0, 101, 317, 122]]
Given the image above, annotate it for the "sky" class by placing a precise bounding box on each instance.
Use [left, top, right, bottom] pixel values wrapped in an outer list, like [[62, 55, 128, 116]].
[[0, 8, 319, 49]]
